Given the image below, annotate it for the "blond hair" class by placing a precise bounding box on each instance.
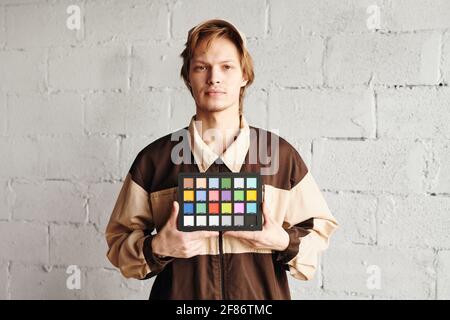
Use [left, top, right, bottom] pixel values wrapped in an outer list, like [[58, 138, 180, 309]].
[[180, 19, 255, 114]]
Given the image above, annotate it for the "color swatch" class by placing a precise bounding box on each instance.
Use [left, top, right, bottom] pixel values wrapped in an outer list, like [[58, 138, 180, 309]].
[[178, 173, 262, 231]]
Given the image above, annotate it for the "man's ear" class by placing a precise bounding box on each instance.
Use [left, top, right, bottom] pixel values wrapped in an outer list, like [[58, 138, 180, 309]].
[[241, 79, 248, 87]]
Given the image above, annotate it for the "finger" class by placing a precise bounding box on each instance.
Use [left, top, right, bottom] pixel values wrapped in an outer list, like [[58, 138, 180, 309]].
[[223, 230, 254, 240], [224, 233, 257, 248], [189, 242, 204, 256], [191, 230, 219, 240], [242, 238, 255, 248], [183, 242, 203, 258]]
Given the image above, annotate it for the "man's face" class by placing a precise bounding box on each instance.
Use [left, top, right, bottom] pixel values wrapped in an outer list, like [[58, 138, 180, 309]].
[[188, 37, 248, 113]]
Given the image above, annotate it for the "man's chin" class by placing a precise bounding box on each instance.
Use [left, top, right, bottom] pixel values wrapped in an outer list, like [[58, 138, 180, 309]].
[[198, 104, 230, 113]]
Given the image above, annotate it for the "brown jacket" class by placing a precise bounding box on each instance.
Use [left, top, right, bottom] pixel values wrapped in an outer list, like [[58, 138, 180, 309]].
[[105, 115, 338, 299]]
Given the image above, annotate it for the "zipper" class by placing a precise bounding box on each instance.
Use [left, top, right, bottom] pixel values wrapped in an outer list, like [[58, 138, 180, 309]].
[[219, 230, 225, 300], [217, 162, 226, 300]]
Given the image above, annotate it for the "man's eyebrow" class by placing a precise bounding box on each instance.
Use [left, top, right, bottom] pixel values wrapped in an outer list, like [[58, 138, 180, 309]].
[[191, 59, 236, 64]]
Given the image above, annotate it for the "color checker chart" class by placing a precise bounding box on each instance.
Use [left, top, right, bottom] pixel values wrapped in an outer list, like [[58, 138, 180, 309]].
[[177, 173, 262, 231]]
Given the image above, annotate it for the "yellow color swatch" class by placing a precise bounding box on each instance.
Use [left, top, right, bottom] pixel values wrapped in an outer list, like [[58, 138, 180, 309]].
[[184, 190, 194, 201], [221, 203, 232, 214], [246, 190, 257, 201]]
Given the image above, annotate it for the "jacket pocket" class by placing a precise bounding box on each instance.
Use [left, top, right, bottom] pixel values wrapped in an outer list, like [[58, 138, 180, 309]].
[[149, 187, 177, 231]]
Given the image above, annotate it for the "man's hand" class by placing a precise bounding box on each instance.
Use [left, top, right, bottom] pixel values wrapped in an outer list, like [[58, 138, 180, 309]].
[[151, 201, 219, 259], [223, 201, 289, 251]]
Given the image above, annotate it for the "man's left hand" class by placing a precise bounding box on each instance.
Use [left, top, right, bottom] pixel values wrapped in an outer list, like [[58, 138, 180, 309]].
[[223, 201, 289, 251]]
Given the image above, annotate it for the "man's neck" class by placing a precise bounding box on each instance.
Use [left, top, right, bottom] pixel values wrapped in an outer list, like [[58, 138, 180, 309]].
[[194, 105, 241, 156]]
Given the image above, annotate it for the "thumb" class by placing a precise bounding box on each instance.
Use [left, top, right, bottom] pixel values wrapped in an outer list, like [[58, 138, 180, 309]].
[[169, 201, 179, 224], [262, 201, 272, 225]]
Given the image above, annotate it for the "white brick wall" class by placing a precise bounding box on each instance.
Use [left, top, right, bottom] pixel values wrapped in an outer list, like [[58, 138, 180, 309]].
[[0, 0, 449, 300]]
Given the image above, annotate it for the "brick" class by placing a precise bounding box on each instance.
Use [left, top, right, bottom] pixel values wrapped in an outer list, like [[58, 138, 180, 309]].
[[0, 6, 5, 48], [326, 32, 441, 86], [384, 0, 450, 31], [270, 0, 388, 36], [49, 46, 128, 90], [425, 141, 450, 194], [377, 87, 450, 139], [248, 36, 323, 88], [0, 261, 7, 299], [85, 91, 170, 135], [0, 137, 43, 179], [323, 245, 436, 299], [268, 88, 374, 141], [0, 136, 120, 181], [5, 2, 83, 48], [242, 88, 268, 130], [50, 224, 109, 268], [324, 192, 377, 245], [169, 89, 196, 132], [437, 250, 450, 299], [10, 264, 81, 299], [313, 139, 427, 194], [0, 92, 5, 135], [88, 182, 122, 233], [0, 221, 48, 264], [0, 179, 10, 220], [82, 268, 148, 299], [291, 140, 312, 169], [377, 194, 450, 249], [13, 180, 86, 223], [40, 136, 120, 182], [8, 93, 83, 135], [121, 92, 170, 136], [131, 41, 185, 89], [442, 33, 450, 85], [172, 0, 265, 40], [85, 92, 126, 134], [0, 50, 46, 92], [85, 0, 168, 43]]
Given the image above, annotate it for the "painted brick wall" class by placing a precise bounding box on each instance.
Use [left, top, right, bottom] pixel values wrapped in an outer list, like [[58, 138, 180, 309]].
[[0, 0, 449, 299]]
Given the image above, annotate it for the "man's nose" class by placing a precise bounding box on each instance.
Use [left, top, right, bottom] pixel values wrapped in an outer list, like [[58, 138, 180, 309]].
[[207, 66, 221, 84]]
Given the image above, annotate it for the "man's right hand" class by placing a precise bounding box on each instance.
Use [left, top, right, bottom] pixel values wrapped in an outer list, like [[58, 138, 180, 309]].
[[151, 201, 219, 259]]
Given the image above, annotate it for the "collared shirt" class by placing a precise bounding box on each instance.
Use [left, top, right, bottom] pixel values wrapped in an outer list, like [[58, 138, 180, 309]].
[[105, 114, 338, 300]]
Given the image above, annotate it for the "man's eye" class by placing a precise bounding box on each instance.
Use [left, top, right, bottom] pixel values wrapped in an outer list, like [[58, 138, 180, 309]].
[[195, 66, 206, 71], [224, 65, 232, 70]]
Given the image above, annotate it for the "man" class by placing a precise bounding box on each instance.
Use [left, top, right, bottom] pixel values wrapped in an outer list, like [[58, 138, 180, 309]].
[[105, 19, 338, 300]]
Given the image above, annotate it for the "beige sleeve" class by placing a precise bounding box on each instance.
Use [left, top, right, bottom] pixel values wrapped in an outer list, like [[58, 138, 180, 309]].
[[105, 173, 172, 279], [277, 171, 339, 281]]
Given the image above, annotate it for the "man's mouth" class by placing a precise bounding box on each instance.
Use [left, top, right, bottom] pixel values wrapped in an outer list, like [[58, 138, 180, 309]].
[[206, 90, 226, 96]]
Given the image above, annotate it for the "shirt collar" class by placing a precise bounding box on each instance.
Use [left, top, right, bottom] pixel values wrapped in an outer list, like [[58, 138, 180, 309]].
[[187, 114, 250, 173]]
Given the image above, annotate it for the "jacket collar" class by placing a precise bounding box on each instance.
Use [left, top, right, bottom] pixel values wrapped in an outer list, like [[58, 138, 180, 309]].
[[187, 114, 250, 173]]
